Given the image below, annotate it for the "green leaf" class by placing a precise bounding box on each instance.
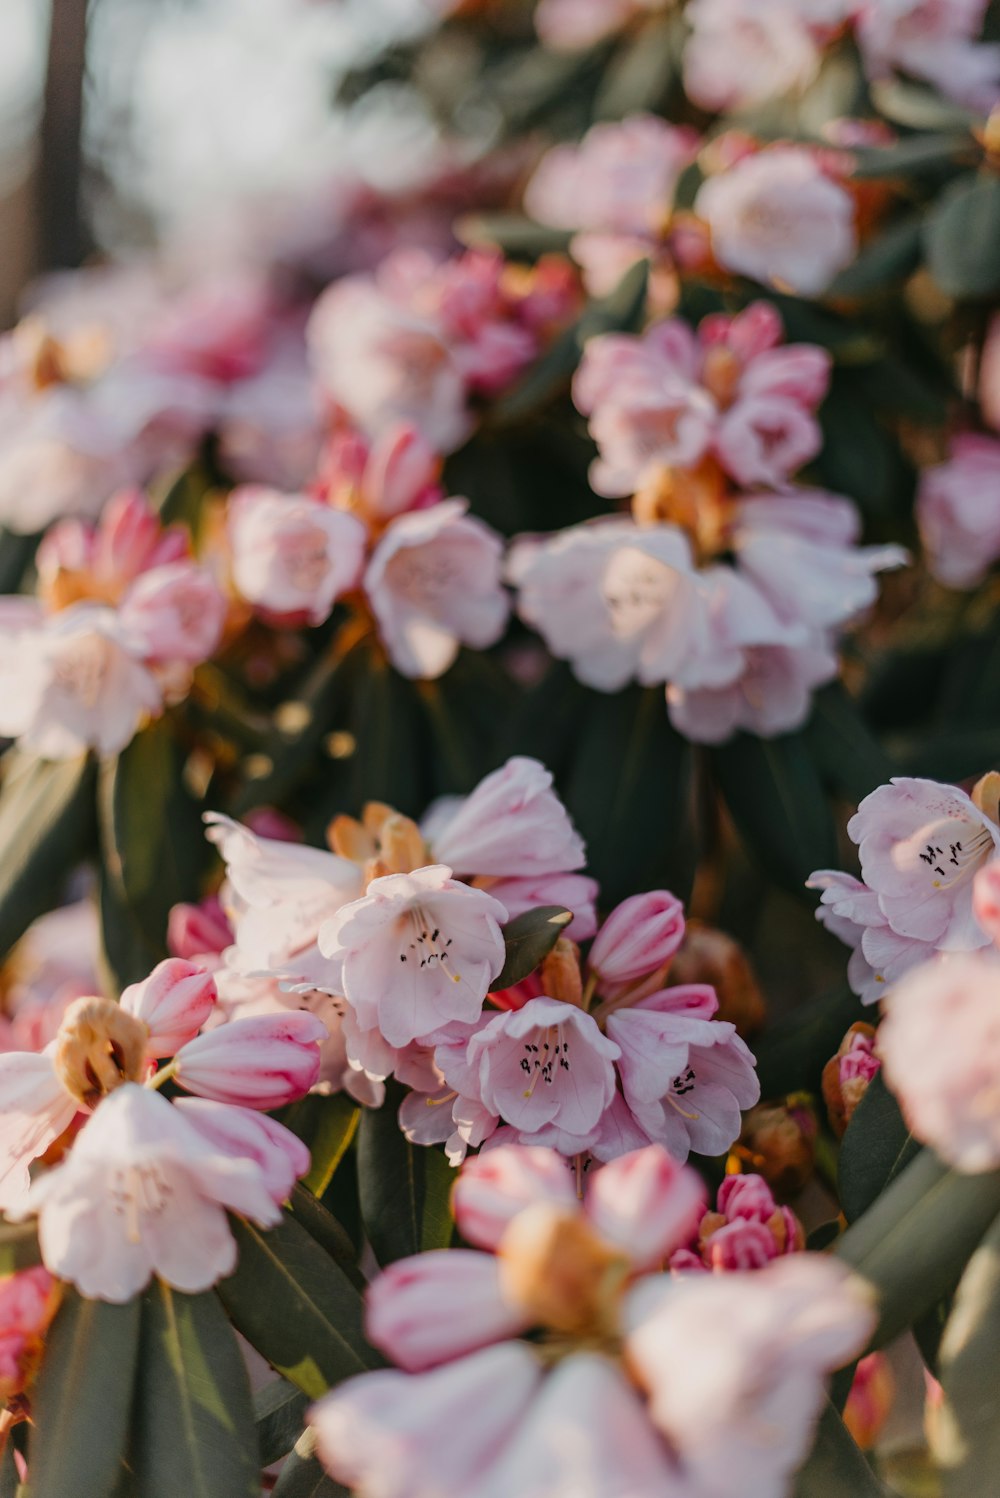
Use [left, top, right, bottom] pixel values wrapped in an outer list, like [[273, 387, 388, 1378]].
[[286, 1185, 365, 1289], [0, 530, 38, 594], [563, 685, 694, 906], [827, 216, 923, 297], [493, 906, 573, 990], [98, 719, 208, 981], [454, 212, 571, 257], [754, 985, 865, 1100], [357, 1087, 454, 1266], [131, 1282, 258, 1498], [279, 1094, 360, 1199], [838, 1073, 920, 1224], [850, 132, 974, 179], [0, 1219, 41, 1275], [216, 1213, 374, 1399], [870, 79, 979, 131], [925, 172, 1000, 299], [0, 1441, 18, 1498], [711, 731, 838, 897], [804, 683, 897, 802], [794, 1399, 888, 1497], [593, 12, 679, 119], [254, 1378, 310, 1466], [271, 1430, 348, 1498], [836, 1151, 1000, 1349], [0, 752, 96, 962], [933, 1214, 1000, 1497], [27, 1290, 141, 1498]]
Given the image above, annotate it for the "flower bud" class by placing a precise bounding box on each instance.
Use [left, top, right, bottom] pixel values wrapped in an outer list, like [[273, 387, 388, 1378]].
[[497, 1203, 629, 1337], [667, 920, 766, 1037], [539, 939, 583, 1008], [53, 997, 149, 1108], [587, 892, 685, 989], [167, 897, 232, 961], [973, 861, 1000, 946], [843, 1353, 894, 1450], [0, 1267, 61, 1401], [733, 1099, 817, 1197], [376, 814, 429, 876], [821, 1023, 880, 1138], [121, 959, 218, 1059], [173, 1011, 326, 1109]]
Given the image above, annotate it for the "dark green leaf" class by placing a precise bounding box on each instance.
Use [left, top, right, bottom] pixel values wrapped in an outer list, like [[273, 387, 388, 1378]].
[[0, 530, 38, 594], [272, 1431, 348, 1498], [870, 79, 979, 131], [254, 1378, 310, 1467], [454, 213, 571, 257], [0, 1219, 40, 1276], [593, 12, 679, 119], [934, 1214, 1000, 1497], [217, 1213, 374, 1399], [827, 216, 923, 296], [850, 133, 974, 179], [794, 1399, 888, 1497], [27, 1290, 141, 1498], [493, 906, 573, 990], [286, 1185, 365, 1289], [357, 1087, 454, 1266], [754, 984, 865, 1102], [279, 1094, 359, 1199], [564, 685, 694, 906], [813, 376, 909, 517], [836, 1151, 1000, 1349], [0, 1441, 18, 1498], [0, 752, 96, 962], [711, 731, 838, 897], [925, 172, 1000, 299], [805, 684, 897, 803], [839, 1073, 920, 1224], [131, 1282, 258, 1498], [98, 719, 208, 980]]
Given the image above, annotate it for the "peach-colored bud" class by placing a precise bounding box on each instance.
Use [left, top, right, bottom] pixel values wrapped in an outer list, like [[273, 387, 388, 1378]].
[[588, 892, 686, 990], [0, 1268, 62, 1402], [972, 771, 1000, 826], [377, 814, 429, 876], [733, 1099, 817, 1197], [52, 997, 149, 1108], [539, 940, 583, 1008], [497, 1202, 630, 1338], [327, 813, 377, 863], [668, 920, 766, 1037], [822, 1023, 880, 1138], [843, 1352, 894, 1450]]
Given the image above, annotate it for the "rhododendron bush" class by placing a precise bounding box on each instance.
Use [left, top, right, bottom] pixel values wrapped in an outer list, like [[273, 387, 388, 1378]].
[[2, 0, 1000, 1494]]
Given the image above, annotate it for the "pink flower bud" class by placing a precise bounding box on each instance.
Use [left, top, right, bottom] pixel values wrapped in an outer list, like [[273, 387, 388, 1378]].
[[167, 897, 232, 960], [172, 1097, 310, 1204], [974, 861, 1000, 947], [716, 1173, 776, 1223], [584, 1145, 706, 1270], [363, 423, 442, 521], [93, 489, 165, 585], [0, 1266, 59, 1400], [452, 1145, 577, 1251], [121, 959, 218, 1058], [173, 1011, 326, 1108], [844, 1353, 894, 1451], [704, 1218, 777, 1272], [587, 891, 686, 988], [668, 1247, 709, 1274], [365, 1250, 529, 1372]]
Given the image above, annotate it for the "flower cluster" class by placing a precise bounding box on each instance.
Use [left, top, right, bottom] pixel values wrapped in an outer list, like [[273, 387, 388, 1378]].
[[669, 1171, 805, 1274], [310, 1142, 874, 1498], [0, 488, 225, 757], [0, 959, 322, 1300]]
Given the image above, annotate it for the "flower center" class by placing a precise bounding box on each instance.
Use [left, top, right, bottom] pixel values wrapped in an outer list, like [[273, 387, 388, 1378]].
[[399, 906, 461, 984], [108, 1163, 174, 1245], [51, 635, 111, 709], [386, 550, 456, 610], [666, 1065, 700, 1121], [918, 824, 994, 890], [601, 548, 676, 638], [283, 529, 330, 592], [520, 1023, 571, 1099]]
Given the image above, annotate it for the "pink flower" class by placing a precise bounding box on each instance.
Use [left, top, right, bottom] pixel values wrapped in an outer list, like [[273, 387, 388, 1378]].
[[172, 1010, 327, 1109], [606, 986, 760, 1161], [695, 147, 857, 296], [227, 486, 367, 625], [0, 1050, 77, 1212], [167, 896, 233, 961], [317, 865, 508, 1048], [120, 958, 218, 1058], [626, 1256, 875, 1498], [366, 1250, 532, 1372], [363, 500, 509, 679], [666, 638, 839, 744], [807, 869, 900, 1002], [856, 0, 1000, 113], [848, 777, 1000, 951], [117, 559, 226, 666], [587, 891, 686, 988], [879, 951, 1000, 1171], [12, 1083, 289, 1301], [312, 1341, 543, 1498], [916, 434, 1000, 591], [426, 756, 586, 879], [466, 997, 621, 1139], [319, 423, 442, 523], [171, 1096, 311, 1202], [0, 1266, 59, 1400], [974, 860, 1000, 946], [204, 812, 363, 978], [482, 873, 599, 940], [0, 604, 162, 758], [534, 0, 667, 49], [450, 1144, 578, 1248], [683, 0, 824, 111]]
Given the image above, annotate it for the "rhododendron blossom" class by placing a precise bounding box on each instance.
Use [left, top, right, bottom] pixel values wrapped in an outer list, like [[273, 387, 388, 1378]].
[[811, 774, 1000, 999], [669, 1172, 804, 1273], [311, 1142, 874, 1498], [916, 434, 1000, 591]]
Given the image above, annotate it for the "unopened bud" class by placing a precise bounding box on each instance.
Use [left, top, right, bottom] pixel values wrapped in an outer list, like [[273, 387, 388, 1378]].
[[972, 771, 1000, 826], [377, 813, 428, 875], [822, 1023, 880, 1138], [844, 1352, 895, 1450], [668, 920, 766, 1037], [327, 813, 376, 862], [540, 939, 583, 1007], [52, 997, 149, 1108], [497, 1202, 629, 1338], [733, 1098, 817, 1197]]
